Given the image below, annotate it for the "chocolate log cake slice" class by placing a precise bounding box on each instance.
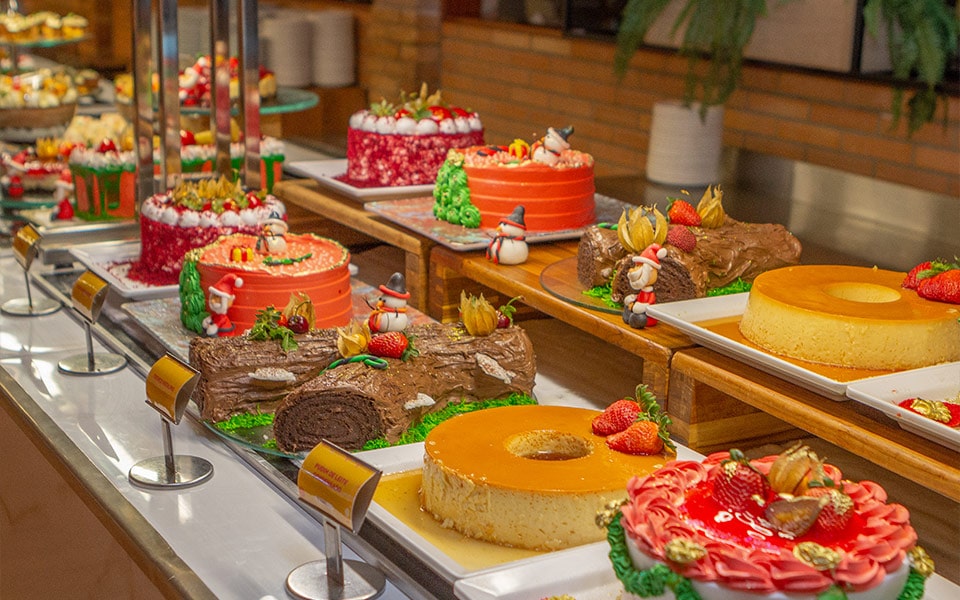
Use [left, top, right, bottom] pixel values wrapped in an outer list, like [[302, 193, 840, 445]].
[[273, 323, 536, 453]]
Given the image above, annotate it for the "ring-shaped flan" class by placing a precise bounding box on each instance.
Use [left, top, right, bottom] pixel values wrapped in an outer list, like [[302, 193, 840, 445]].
[[420, 404, 672, 550], [739, 265, 960, 370]]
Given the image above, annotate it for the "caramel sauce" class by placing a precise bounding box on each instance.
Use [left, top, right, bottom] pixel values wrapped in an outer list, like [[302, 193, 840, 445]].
[[373, 471, 542, 570]]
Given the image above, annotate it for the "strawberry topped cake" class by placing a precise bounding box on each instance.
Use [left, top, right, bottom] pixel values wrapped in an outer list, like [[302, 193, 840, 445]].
[[600, 444, 934, 600], [341, 84, 484, 187], [129, 177, 285, 286]]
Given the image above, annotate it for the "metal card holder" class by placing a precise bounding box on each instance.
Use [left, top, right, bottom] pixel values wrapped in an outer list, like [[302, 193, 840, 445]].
[[1, 224, 61, 317], [57, 270, 127, 375]]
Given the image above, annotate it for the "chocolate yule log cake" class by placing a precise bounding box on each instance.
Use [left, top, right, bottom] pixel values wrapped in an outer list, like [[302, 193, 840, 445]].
[[577, 186, 802, 302], [273, 322, 535, 453]]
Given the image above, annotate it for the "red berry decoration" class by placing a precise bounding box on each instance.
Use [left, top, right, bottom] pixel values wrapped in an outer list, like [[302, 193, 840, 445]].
[[807, 487, 854, 536], [902, 261, 932, 290], [97, 138, 117, 153], [665, 225, 697, 252], [286, 314, 309, 334], [667, 198, 701, 226], [367, 331, 417, 360], [606, 420, 663, 455], [602, 385, 674, 455], [712, 449, 769, 511], [917, 267, 960, 304], [592, 399, 641, 436]]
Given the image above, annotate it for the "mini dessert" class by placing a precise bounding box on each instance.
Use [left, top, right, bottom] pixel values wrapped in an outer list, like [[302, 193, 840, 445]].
[[68, 139, 136, 220], [61, 13, 88, 39], [422, 386, 673, 550], [577, 186, 802, 303], [180, 231, 353, 337], [898, 396, 960, 427], [1, 138, 70, 191], [342, 84, 484, 187], [602, 445, 935, 600], [131, 177, 286, 285], [739, 265, 960, 370], [434, 126, 595, 231]]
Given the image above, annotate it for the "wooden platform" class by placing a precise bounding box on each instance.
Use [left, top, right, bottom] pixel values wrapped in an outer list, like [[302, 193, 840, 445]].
[[429, 240, 694, 401], [273, 179, 435, 312], [670, 347, 960, 502]]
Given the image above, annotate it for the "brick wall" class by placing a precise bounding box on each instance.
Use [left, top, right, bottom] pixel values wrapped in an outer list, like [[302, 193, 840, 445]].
[[439, 19, 960, 198]]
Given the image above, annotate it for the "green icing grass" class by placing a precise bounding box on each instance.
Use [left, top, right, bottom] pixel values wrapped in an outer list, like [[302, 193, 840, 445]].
[[361, 393, 536, 451], [583, 282, 622, 309], [706, 278, 751, 296], [214, 411, 275, 432]]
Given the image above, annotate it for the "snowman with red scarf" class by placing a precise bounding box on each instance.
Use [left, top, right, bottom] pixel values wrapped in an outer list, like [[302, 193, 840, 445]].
[[622, 243, 667, 329]]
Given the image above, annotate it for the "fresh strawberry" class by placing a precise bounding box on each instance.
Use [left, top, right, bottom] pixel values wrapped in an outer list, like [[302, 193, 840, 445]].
[[665, 225, 696, 252], [180, 129, 196, 146], [367, 332, 417, 360], [902, 261, 932, 289], [916, 267, 960, 304], [592, 399, 641, 436], [97, 138, 117, 153], [712, 449, 769, 511], [606, 420, 663, 455], [428, 105, 452, 120], [667, 198, 701, 226], [604, 385, 675, 454], [807, 487, 854, 535]]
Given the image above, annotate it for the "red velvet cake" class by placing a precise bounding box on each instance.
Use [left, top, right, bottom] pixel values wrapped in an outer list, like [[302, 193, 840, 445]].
[[433, 127, 595, 231], [340, 86, 483, 187], [130, 178, 285, 286]]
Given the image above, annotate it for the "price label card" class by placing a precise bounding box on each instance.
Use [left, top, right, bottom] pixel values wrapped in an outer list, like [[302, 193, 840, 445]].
[[145, 354, 199, 424], [298, 441, 382, 533], [71, 270, 109, 323], [12, 224, 41, 270]]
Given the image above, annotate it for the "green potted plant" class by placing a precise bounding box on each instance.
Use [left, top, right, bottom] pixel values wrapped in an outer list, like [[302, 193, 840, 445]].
[[864, 0, 959, 135]]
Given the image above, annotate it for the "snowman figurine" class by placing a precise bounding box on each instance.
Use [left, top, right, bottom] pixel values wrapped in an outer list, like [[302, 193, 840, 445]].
[[367, 272, 410, 333], [256, 211, 288, 254], [487, 205, 529, 265], [531, 125, 574, 166]]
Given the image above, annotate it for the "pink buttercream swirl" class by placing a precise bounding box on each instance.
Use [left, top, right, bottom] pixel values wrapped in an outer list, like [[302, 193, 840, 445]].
[[620, 456, 918, 595]]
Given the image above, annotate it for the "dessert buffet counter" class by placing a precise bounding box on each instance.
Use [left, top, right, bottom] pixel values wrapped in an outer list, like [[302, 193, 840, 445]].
[[0, 252, 424, 599]]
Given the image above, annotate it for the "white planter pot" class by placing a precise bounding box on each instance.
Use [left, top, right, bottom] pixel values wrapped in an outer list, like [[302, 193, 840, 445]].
[[646, 101, 724, 187]]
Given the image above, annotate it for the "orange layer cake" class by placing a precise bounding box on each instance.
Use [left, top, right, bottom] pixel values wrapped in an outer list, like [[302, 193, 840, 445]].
[[433, 144, 595, 231], [739, 265, 960, 370], [421, 404, 671, 551], [184, 233, 353, 336]]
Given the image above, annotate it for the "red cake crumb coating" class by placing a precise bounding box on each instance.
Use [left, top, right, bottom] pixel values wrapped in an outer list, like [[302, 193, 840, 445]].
[[341, 127, 483, 187], [195, 233, 353, 335]]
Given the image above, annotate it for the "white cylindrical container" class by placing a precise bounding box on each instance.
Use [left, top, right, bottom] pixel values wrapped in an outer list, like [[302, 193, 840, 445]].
[[261, 12, 313, 88], [646, 101, 725, 186], [310, 10, 355, 88]]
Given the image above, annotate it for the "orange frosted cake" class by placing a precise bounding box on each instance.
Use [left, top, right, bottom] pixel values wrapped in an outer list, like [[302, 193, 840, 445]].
[[433, 126, 595, 231], [602, 446, 934, 600], [421, 403, 672, 551], [739, 265, 960, 370], [180, 232, 353, 337]]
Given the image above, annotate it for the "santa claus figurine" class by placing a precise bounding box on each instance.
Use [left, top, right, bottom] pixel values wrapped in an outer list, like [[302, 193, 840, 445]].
[[202, 273, 243, 337], [367, 272, 410, 333], [622, 243, 667, 329]]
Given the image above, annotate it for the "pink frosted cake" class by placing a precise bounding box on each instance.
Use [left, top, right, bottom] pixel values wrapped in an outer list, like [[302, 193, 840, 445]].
[[601, 446, 934, 600], [341, 87, 483, 188], [128, 177, 285, 286]]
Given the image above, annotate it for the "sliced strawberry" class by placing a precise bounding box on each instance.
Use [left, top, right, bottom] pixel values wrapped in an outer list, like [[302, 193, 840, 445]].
[[917, 268, 960, 304], [712, 449, 769, 511], [592, 399, 641, 436], [606, 420, 662, 455], [807, 487, 854, 535], [902, 261, 932, 290]]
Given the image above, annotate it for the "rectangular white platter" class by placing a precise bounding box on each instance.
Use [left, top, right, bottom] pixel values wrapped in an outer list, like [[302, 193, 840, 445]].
[[285, 159, 434, 202], [846, 362, 960, 452], [647, 294, 897, 400], [70, 240, 179, 301]]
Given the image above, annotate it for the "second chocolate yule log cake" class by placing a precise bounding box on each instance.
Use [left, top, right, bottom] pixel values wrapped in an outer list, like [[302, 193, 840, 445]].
[[577, 186, 802, 302], [189, 293, 536, 452]]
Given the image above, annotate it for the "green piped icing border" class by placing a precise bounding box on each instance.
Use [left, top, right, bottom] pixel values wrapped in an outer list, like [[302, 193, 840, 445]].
[[361, 392, 536, 450], [605, 509, 927, 600]]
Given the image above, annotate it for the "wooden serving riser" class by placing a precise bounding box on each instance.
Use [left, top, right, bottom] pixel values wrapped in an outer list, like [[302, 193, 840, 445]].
[[429, 240, 695, 401]]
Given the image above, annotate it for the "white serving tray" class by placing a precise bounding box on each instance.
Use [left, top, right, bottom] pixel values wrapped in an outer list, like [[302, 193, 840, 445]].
[[846, 362, 960, 452], [70, 240, 179, 301], [285, 159, 434, 201], [647, 294, 895, 400]]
